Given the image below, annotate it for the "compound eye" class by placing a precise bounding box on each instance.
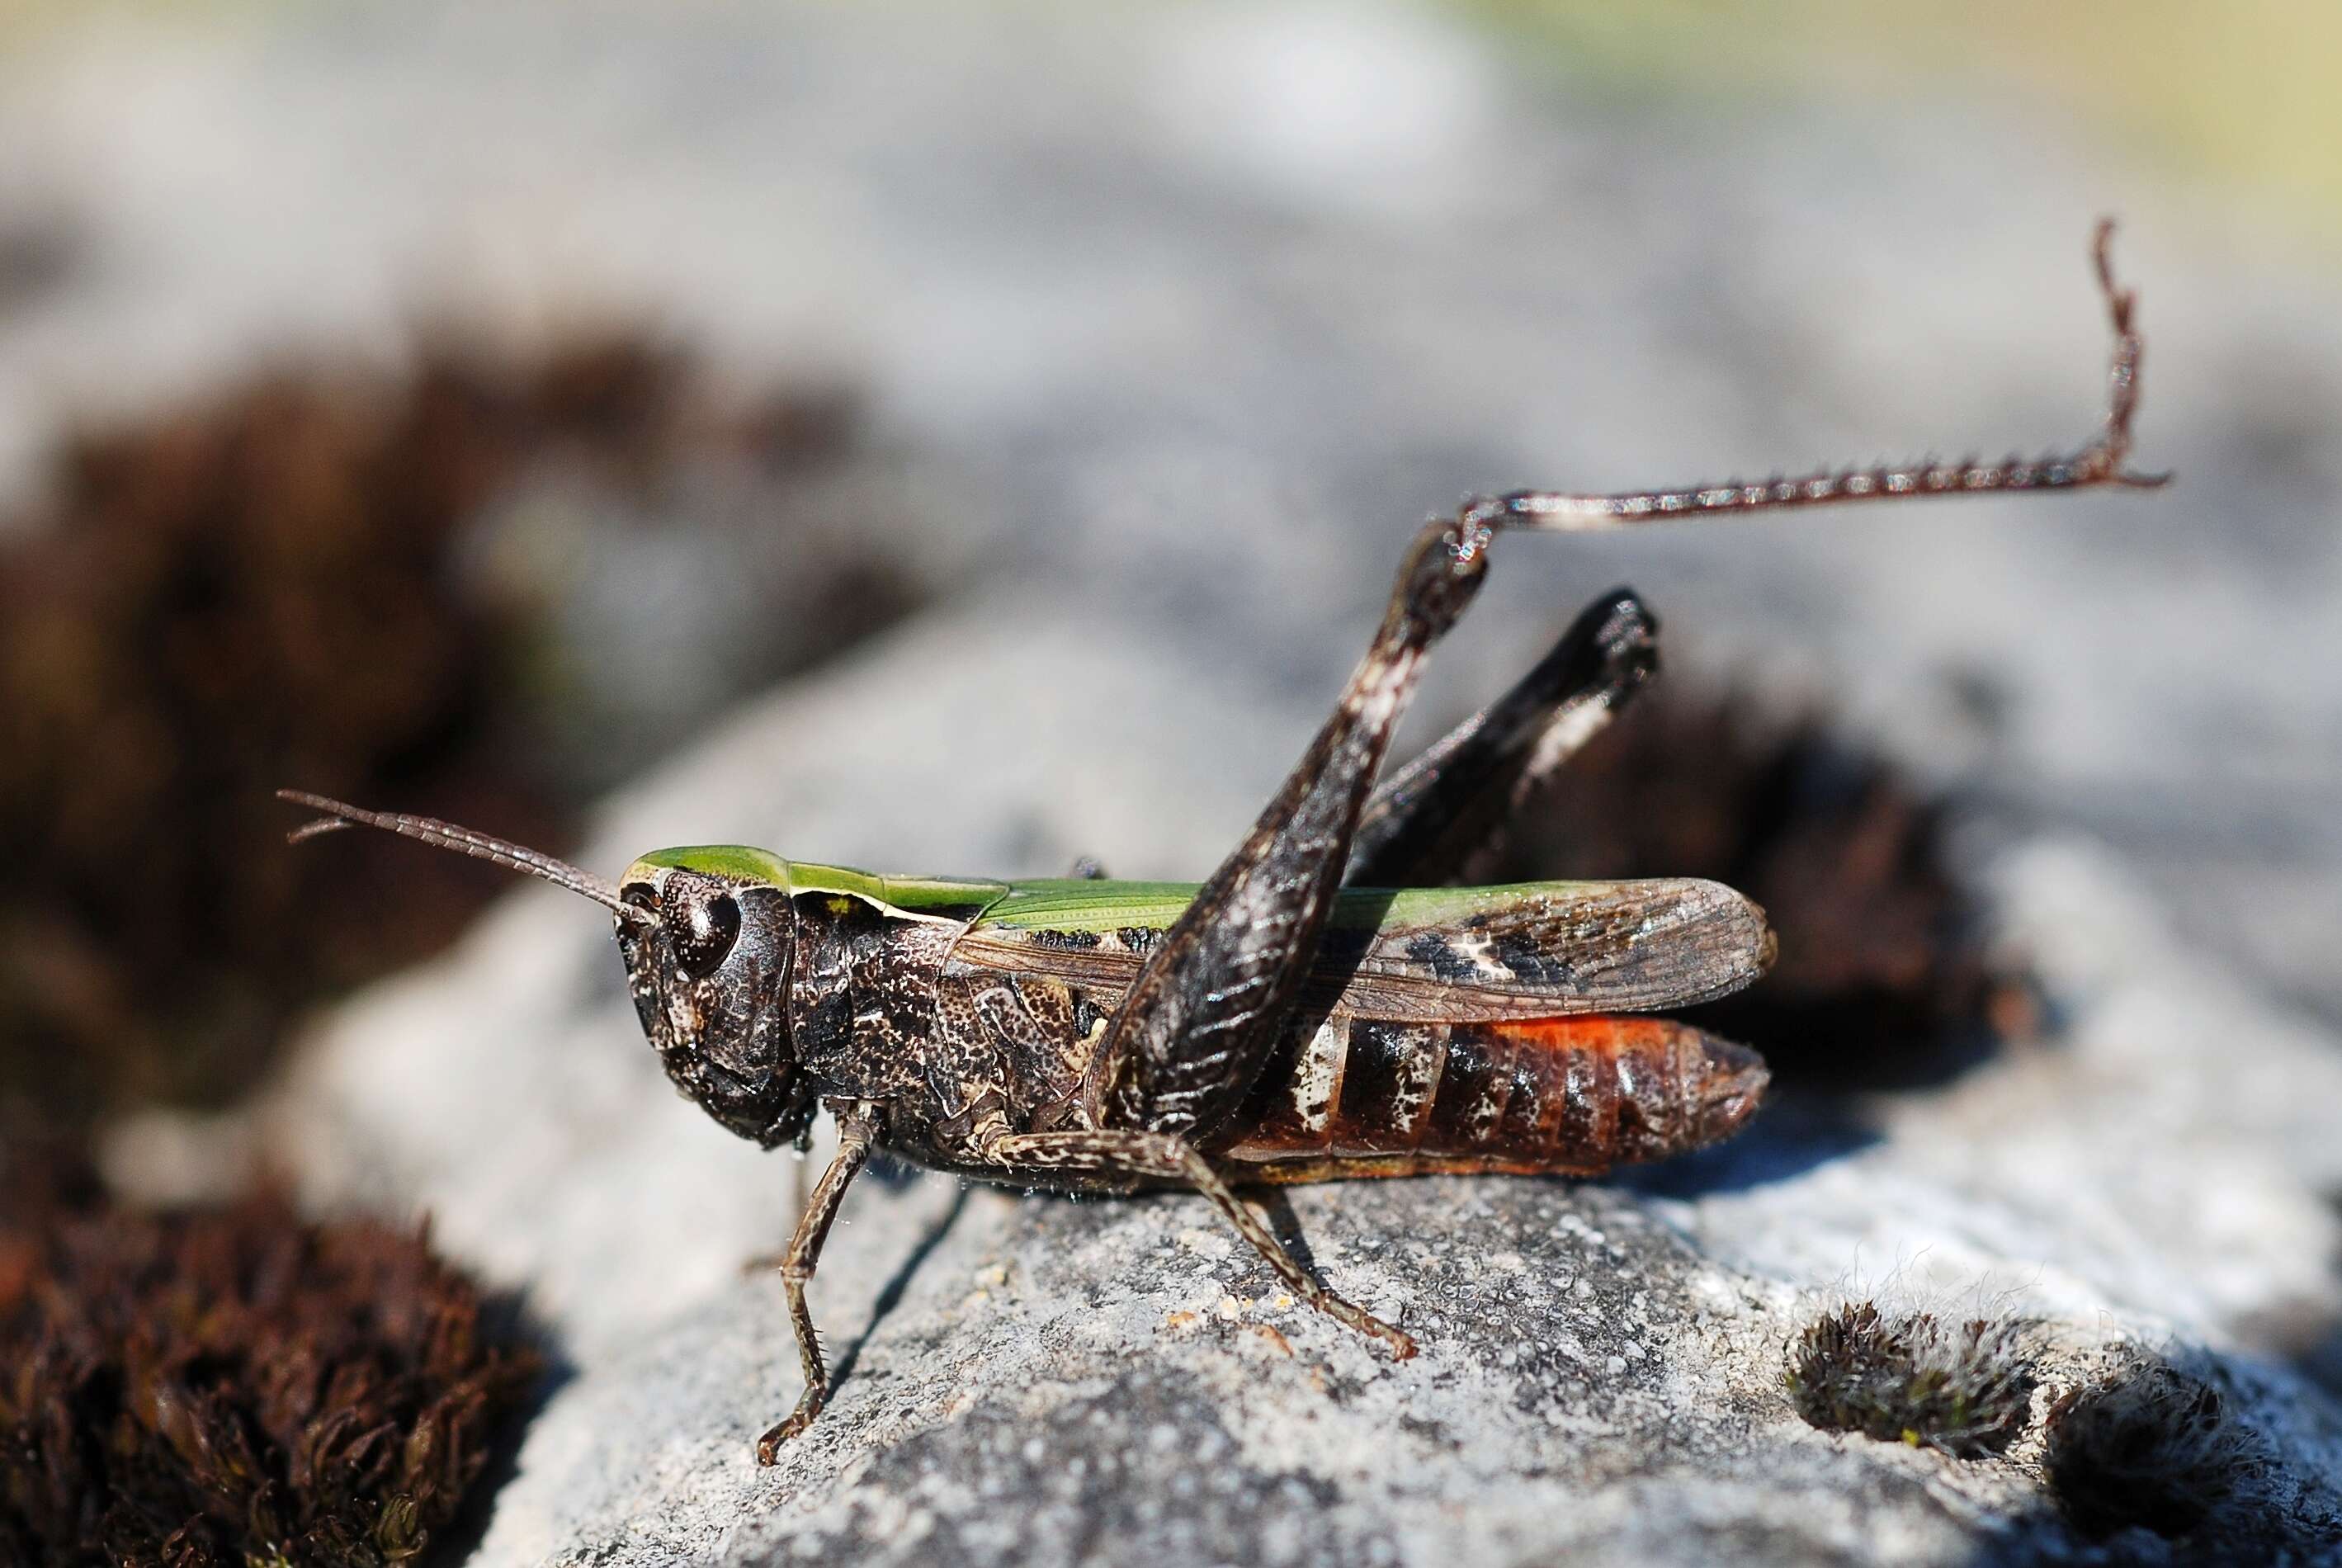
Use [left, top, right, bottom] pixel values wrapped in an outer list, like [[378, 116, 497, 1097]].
[[667, 886, 742, 978]]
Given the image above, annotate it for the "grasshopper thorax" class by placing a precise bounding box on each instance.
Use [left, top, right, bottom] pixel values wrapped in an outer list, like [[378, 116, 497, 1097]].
[[617, 855, 813, 1150]]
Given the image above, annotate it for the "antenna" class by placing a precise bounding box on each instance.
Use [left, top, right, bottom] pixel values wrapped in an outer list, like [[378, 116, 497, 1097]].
[[276, 790, 654, 926]]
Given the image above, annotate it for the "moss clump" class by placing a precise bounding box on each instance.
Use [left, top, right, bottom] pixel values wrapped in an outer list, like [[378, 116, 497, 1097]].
[[1785, 1300, 2035, 1457], [0, 1152, 540, 1566]]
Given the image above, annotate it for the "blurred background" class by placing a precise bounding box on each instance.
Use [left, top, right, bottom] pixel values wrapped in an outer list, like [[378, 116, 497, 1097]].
[[0, 0, 2334, 1158]]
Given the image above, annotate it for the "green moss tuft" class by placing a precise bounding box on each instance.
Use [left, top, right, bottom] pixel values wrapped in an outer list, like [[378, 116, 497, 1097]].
[[1784, 1300, 2035, 1457]]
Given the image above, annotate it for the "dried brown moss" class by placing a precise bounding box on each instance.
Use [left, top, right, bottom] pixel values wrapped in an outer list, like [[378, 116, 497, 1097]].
[[1784, 1300, 2037, 1457], [0, 335, 909, 1130], [0, 1148, 539, 1566]]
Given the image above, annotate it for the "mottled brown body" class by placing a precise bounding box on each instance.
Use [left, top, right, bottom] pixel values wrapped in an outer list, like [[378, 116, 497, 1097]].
[[903, 961, 1763, 1189]]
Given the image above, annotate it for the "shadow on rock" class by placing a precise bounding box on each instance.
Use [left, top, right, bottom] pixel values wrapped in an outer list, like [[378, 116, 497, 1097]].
[[828, 1183, 974, 1396]]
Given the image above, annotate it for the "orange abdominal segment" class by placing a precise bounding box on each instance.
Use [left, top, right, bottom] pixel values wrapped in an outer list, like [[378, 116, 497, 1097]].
[[1220, 1014, 1767, 1180]]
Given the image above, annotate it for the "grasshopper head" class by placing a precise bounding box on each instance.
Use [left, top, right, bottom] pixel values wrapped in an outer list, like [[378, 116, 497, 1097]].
[[615, 849, 814, 1150], [276, 794, 815, 1150]]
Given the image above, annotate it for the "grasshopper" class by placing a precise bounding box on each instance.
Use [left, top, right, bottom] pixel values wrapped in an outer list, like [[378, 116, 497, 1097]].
[[283, 226, 2162, 1463]]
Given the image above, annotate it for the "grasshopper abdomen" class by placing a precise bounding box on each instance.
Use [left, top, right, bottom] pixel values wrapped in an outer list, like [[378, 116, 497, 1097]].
[[1222, 1014, 1767, 1181]]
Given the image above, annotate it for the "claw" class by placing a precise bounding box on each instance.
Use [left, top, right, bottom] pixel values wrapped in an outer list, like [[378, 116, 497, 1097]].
[[756, 1394, 824, 1465]]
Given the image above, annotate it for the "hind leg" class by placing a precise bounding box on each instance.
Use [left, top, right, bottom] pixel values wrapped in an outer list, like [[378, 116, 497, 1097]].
[[1062, 225, 2165, 1145], [1346, 586, 1658, 887], [1059, 512, 1496, 1143], [1350, 229, 2167, 887]]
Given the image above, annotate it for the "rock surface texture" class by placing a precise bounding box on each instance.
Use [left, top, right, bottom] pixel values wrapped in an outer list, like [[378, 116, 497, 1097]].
[[19, 2, 2339, 1564]]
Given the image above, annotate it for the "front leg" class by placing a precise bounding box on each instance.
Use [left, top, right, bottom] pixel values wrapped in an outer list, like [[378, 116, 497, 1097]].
[[755, 1103, 876, 1463], [984, 1129, 1414, 1358], [1069, 511, 1495, 1140]]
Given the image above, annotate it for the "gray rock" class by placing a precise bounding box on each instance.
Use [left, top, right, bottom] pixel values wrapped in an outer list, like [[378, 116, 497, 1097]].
[[241, 595, 2342, 1566], [478, 1182, 1969, 1568]]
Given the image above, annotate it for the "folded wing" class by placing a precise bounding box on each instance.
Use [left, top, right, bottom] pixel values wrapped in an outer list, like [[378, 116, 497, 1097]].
[[947, 877, 1772, 1021]]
